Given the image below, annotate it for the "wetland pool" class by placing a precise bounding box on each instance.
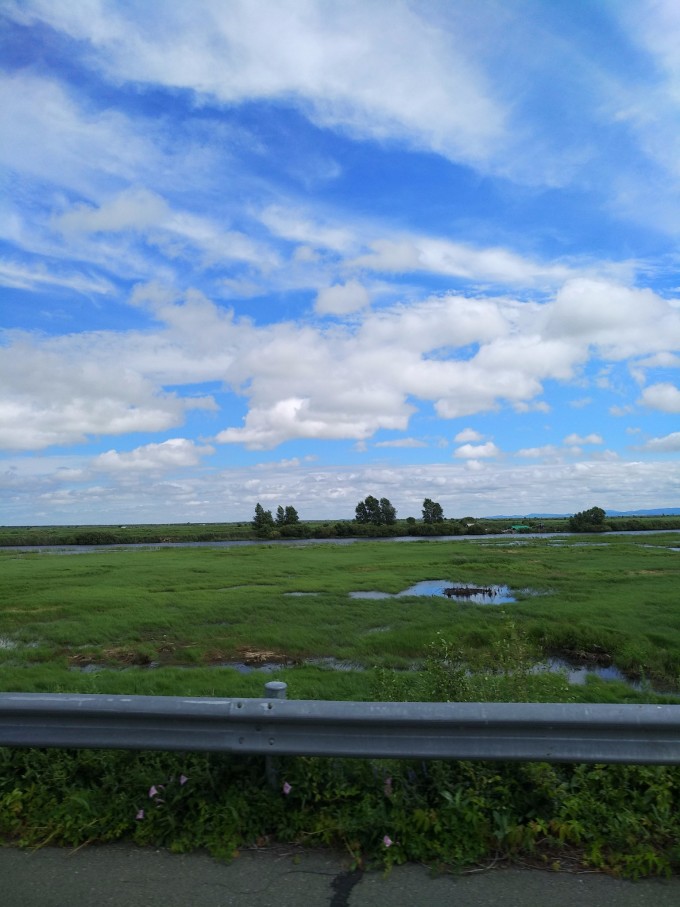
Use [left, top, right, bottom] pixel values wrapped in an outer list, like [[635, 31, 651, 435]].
[[349, 580, 516, 604]]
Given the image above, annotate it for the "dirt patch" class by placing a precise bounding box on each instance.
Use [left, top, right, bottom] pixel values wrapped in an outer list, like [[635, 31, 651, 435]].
[[236, 646, 296, 666], [100, 647, 154, 666], [627, 569, 669, 575]]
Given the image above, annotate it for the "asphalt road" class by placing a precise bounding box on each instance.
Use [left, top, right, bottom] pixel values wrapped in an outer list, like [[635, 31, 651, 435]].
[[2, 844, 680, 907]]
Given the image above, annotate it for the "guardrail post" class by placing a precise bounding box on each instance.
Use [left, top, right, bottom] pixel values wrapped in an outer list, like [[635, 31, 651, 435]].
[[264, 681, 288, 700], [264, 682, 287, 787]]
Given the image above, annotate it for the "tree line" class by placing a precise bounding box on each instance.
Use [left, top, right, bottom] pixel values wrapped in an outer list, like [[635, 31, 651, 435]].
[[251, 495, 452, 537]]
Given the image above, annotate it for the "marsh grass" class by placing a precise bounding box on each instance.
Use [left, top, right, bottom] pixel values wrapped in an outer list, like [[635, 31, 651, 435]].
[[3, 535, 680, 878], [1, 534, 680, 698]]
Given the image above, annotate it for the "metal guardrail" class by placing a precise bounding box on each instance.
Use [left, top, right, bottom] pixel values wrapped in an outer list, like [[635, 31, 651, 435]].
[[1, 690, 680, 763]]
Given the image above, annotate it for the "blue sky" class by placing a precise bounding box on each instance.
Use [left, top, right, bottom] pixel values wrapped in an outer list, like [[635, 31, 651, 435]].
[[2, 0, 680, 525]]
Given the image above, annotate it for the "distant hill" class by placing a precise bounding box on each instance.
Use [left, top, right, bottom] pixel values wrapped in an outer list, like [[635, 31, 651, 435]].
[[490, 509, 680, 518], [605, 508, 680, 517]]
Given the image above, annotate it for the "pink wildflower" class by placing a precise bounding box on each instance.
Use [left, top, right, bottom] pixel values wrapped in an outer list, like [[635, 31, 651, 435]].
[[135, 809, 145, 820], [179, 774, 188, 786], [383, 835, 393, 848], [282, 781, 292, 795], [148, 785, 158, 798]]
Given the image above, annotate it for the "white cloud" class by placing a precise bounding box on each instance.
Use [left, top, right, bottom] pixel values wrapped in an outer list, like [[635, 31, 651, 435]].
[[642, 431, 680, 452], [374, 437, 427, 448], [3, 452, 680, 525], [0, 71, 161, 198], [352, 236, 575, 286], [640, 382, 680, 413], [5, 277, 677, 455], [56, 188, 170, 234], [513, 400, 551, 414], [93, 438, 214, 472], [545, 278, 680, 358], [454, 428, 483, 442], [454, 442, 500, 459], [0, 258, 114, 296], [636, 352, 680, 369], [516, 445, 559, 459], [55, 189, 280, 271], [0, 324, 217, 452], [563, 433, 604, 446], [260, 205, 356, 253], [10, 0, 506, 169], [315, 280, 371, 316]]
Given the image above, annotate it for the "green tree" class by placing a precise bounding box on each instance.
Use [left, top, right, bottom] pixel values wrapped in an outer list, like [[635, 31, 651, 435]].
[[422, 498, 444, 523], [380, 497, 397, 525], [284, 505, 299, 525], [252, 503, 274, 535], [276, 505, 299, 526], [355, 495, 397, 526], [355, 495, 380, 524], [569, 506, 607, 533]]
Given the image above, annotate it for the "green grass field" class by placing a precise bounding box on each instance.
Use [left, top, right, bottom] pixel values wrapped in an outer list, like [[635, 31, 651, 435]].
[[3, 535, 680, 876], [2, 534, 680, 701]]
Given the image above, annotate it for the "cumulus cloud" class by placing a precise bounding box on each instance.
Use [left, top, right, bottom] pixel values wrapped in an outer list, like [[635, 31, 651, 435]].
[[93, 438, 214, 472], [454, 428, 483, 442], [4, 276, 680, 455], [636, 352, 680, 369], [0, 325, 217, 452], [640, 382, 680, 413], [545, 278, 680, 358], [454, 442, 500, 459], [642, 431, 680, 452]]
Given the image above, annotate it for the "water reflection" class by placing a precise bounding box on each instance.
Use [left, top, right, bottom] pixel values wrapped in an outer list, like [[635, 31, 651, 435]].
[[349, 580, 515, 604]]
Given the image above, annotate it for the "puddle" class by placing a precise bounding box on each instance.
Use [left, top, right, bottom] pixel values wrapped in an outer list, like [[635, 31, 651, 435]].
[[284, 592, 322, 596], [217, 661, 290, 674], [534, 657, 678, 694], [0, 637, 19, 650], [534, 658, 634, 686], [350, 580, 516, 604]]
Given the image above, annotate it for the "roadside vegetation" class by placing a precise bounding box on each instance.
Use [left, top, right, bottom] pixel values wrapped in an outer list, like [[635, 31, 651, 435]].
[[2, 533, 680, 875]]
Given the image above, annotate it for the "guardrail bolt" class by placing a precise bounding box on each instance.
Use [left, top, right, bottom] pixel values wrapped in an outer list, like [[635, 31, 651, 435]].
[[264, 681, 288, 700]]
